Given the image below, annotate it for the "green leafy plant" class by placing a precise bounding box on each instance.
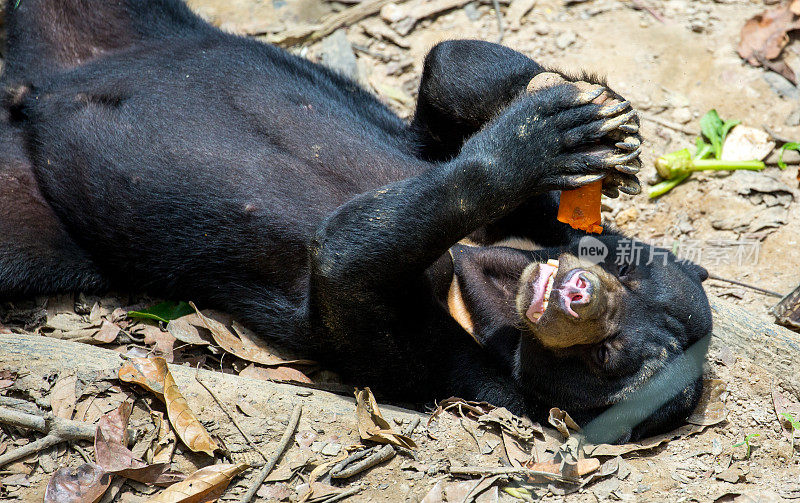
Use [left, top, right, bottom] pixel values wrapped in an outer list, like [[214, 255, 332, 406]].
[[781, 412, 800, 456], [778, 142, 800, 170], [649, 110, 765, 198], [127, 301, 194, 324], [732, 432, 760, 459]]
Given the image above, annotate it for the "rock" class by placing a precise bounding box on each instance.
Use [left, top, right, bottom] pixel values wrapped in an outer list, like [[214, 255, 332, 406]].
[[534, 23, 550, 35], [614, 207, 639, 227], [319, 30, 360, 82], [463, 2, 480, 21], [321, 442, 341, 456], [721, 125, 775, 162], [787, 107, 800, 127], [310, 440, 326, 453], [716, 465, 747, 483], [555, 31, 576, 50], [731, 171, 793, 207], [763, 72, 800, 100], [671, 107, 692, 124]]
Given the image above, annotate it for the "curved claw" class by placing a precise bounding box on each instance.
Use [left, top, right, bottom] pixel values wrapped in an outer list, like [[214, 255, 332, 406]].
[[599, 110, 638, 133], [605, 146, 642, 166], [615, 164, 640, 175], [575, 86, 606, 106], [618, 123, 640, 133], [566, 173, 606, 186], [614, 136, 642, 151], [598, 100, 632, 118]]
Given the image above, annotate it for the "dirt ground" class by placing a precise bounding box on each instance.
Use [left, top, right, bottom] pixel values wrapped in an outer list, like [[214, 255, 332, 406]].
[[2, 0, 800, 501]]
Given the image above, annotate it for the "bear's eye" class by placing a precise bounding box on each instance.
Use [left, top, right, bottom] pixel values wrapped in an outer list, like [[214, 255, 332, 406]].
[[594, 343, 609, 368]]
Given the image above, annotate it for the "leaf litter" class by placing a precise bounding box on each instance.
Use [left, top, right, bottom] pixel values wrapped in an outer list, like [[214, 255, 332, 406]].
[[118, 356, 219, 456]]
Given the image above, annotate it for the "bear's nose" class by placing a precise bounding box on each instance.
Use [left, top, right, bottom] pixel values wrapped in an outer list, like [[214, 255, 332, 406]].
[[560, 270, 592, 318]]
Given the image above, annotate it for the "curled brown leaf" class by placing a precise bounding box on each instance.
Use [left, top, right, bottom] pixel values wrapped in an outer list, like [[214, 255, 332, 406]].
[[143, 463, 249, 503], [355, 387, 416, 449]]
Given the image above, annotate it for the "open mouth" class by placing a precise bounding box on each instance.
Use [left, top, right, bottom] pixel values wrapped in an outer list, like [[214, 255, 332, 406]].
[[526, 259, 559, 323]]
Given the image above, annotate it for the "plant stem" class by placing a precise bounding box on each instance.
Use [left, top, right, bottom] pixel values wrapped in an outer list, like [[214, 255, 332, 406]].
[[690, 159, 765, 171], [649, 173, 691, 198]]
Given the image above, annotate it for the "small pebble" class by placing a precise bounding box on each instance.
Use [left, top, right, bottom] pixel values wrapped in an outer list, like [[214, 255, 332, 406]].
[[555, 31, 576, 49], [321, 443, 341, 456]]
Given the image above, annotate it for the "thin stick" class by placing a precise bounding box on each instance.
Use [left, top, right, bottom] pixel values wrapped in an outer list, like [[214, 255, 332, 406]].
[[195, 372, 269, 461], [707, 273, 783, 298], [330, 417, 420, 479], [630, 0, 666, 23], [449, 466, 578, 484], [238, 404, 302, 503], [71, 443, 93, 464], [0, 406, 133, 468], [491, 0, 505, 43], [461, 475, 486, 503], [641, 113, 697, 136], [0, 434, 62, 467], [321, 486, 361, 503]]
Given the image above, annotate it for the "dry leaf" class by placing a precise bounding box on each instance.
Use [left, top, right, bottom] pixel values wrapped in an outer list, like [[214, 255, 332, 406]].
[[239, 363, 312, 384], [527, 458, 600, 478], [580, 456, 620, 487], [143, 463, 249, 503], [421, 480, 444, 503], [94, 321, 121, 343], [686, 379, 728, 426], [95, 403, 185, 486], [166, 317, 212, 346], [119, 357, 168, 396], [477, 407, 542, 441], [431, 397, 495, 422], [190, 302, 288, 365], [502, 430, 534, 468], [119, 357, 218, 456], [149, 410, 178, 464], [0, 369, 16, 389], [44, 463, 112, 503], [50, 374, 78, 420], [355, 388, 416, 449], [139, 324, 177, 361], [298, 481, 344, 502], [772, 386, 800, 439], [738, 3, 800, 82], [163, 369, 218, 456], [548, 408, 580, 438]]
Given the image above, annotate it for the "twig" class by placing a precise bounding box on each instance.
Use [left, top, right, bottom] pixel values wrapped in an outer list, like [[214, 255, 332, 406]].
[[0, 434, 63, 468], [707, 273, 784, 298], [237, 404, 302, 503], [491, 0, 505, 43], [630, 0, 666, 23], [71, 443, 93, 464], [449, 465, 579, 484], [321, 486, 361, 502], [461, 475, 486, 503], [331, 446, 391, 478], [641, 112, 697, 136], [330, 417, 420, 479], [0, 406, 133, 468], [254, 0, 395, 45], [195, 372, 269, 461]]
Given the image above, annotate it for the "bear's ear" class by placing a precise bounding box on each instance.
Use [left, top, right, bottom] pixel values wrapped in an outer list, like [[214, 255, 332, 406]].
[[448, 244, 536, 338], [683, 261, 709, 283]]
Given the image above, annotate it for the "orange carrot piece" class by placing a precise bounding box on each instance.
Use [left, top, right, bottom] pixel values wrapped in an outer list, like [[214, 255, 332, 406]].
[[557, 181, 603, 234]]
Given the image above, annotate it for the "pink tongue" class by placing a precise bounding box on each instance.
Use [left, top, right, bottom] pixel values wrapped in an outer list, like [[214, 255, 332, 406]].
[[526, 263, 557, 321]]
